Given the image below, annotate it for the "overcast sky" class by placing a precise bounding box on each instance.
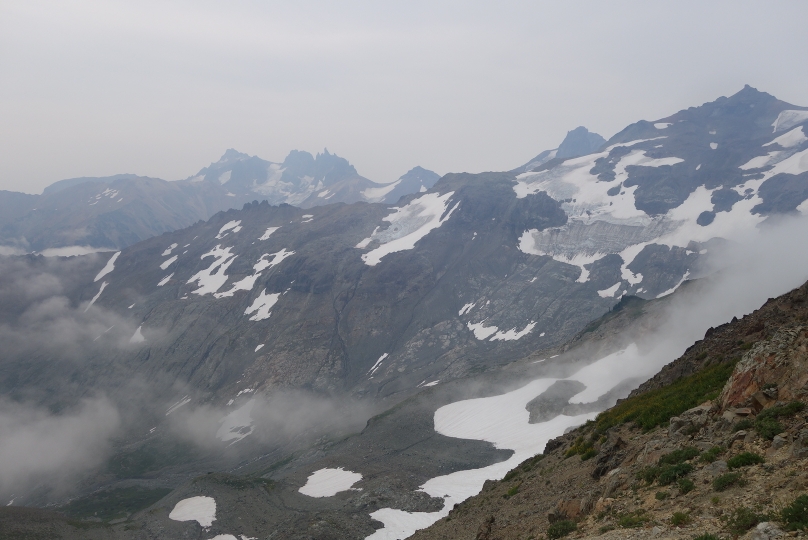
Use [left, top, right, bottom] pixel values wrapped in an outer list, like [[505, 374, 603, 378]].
[[1, 1, 807, 193]]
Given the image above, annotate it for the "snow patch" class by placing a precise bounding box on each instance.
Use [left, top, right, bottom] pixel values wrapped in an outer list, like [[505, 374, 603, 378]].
[[466, 321, 498, 340], [157, 273, 173, 287], [489, 322, 536, 341], [357, 192, 459, 266], [169, 496, 216, 528], [188, 245, 236, 295], [772, 110, 808, 132], [458, 303, 475, 316], [597, 282, 621, 298], [299, 468, 363, 497], [710, 142, 718, 150], [656, 271, 690, 298], [129, 326, 145, 344], [161, 243, 178, 256], [259, 227, 280, 240], [166, 396, 191, 416], [368, 353, 388, 376], [215, 220, 242, 239], [654, 123, 671, 129], [362, 180, 401, 202], [255, 344, 264, 352], [245, 290, 280, 321], [160, 255, 177, 270], [84, 281, 107, 312], [94, 251, 120, 282], [764, 126, 807, 149]]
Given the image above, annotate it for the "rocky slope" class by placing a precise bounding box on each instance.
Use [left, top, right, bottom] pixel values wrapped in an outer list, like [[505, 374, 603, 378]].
[[411, 281, 808, 540]]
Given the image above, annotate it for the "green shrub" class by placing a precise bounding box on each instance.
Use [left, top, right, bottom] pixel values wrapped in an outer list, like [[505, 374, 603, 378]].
[[754, 401, 806, 440], [658, 463, 694, 486], [547, 520, 577, 539], [671, 511, 691, 526], [595, 360, 737, 432], [659, 447, 700, 466], [700, 446, 724, 463], [726, 452, 764, 470], [678, 478, 695, 494], [618, 511, 649, 528], [733, 418, 753, 432], [638, 463, 693, 486], [565, 436, 597, 460], [713, 472, 745, 492], [581, 448, 598, 461], [724, 506, 764, 536], [758, 401, 806, 419], [504, 485, 519, 498], [655, 491, 670, 500], [781, 494, 808, 531], [755, 418, 783, 440], [637, 466, 661, 484], [693, 535, 720, 540], [502, 469, 519, 481]]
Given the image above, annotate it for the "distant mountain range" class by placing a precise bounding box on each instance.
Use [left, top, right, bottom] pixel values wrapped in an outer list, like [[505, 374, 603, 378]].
[[0, 149, 441, 253]]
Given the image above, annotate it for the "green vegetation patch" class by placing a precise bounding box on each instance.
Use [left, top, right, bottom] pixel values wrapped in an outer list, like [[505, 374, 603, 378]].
[[723, 506, 766, 536], [781, 494, 808, 531], [639, 463, 694, 486], [617, 510, 650, 528], [659, 447, 699, 466], [671, 511, 692, 527], [60, 487, 171, 523], [595, 360, 737, 432], [693, 535, 720, 540], [565, 436, 597, 460], [700, 446, 724, 463], [677, 478, 695, 494], [726, 452, 764, 470], [713, 472, 746, 492], [547, 519, 577, 539], [754, 401, 805, 440]]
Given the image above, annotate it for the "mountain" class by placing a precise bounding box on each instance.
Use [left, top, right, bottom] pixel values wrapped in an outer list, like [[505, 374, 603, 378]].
[[2, 86, 808, 537], [189, 148, 440, 207], [0, 150, 438, 252], [519, 126, 607, 173]]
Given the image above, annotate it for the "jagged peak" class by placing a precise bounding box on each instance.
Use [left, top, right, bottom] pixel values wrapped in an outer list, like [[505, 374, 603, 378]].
[[218, 148, 252, 163]]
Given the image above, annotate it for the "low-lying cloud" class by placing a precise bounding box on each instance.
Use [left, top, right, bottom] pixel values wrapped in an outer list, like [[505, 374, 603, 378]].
[[0, 397, 120, 502]]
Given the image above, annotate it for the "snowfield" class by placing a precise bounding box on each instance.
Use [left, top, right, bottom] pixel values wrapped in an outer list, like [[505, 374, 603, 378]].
[[188, 245, 237, 295], [366, 339, 685, 539], [169, 496, 216, 528], [299, 468, 363, 497], [357, 192, 459, 266], [94, 251, 120, 282], [245, 290, 280, 321]]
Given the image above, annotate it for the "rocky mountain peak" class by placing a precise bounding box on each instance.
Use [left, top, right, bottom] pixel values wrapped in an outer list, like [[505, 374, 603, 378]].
[[217, 148, 252, 163], [556, 126, 607, 159]]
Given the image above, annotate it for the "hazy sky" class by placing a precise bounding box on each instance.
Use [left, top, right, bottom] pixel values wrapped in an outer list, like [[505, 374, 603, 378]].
[[1, 1, 807, 193]]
